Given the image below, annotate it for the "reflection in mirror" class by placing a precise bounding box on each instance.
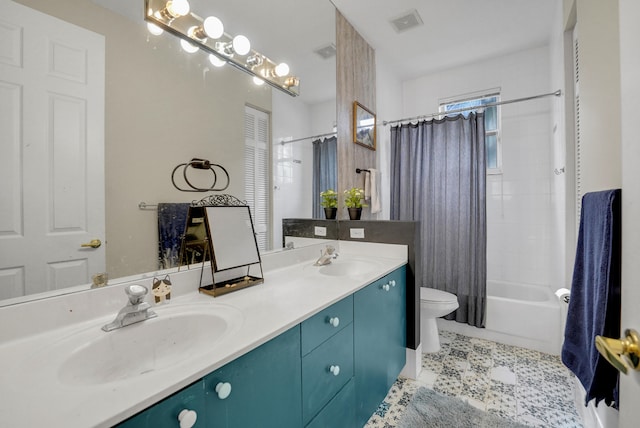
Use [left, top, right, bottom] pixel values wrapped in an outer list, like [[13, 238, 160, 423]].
[[353, 101, 376, 150], [0, 0, 336, 305], [180, 203, 264, 297]]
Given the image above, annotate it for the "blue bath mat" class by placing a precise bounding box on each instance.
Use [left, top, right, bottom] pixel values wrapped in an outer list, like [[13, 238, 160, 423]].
[[398, 387, 529, 428]]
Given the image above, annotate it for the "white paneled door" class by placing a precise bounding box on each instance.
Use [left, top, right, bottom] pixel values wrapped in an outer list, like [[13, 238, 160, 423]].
[[619, 0, 640, 425], [0, 1, 105, 299]]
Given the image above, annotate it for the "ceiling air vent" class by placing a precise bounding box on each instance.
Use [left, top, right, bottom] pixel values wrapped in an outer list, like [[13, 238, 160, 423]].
[[314, 43, 336, 60], [390, 9, 423, 34]]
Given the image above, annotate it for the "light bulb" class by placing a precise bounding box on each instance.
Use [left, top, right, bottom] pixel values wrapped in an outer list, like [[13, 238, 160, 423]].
[[253, 76, 265, 86], [246, 55, 263, 68], [203, 16, 224, 39], [166, 0, 190, 17], [180, 39, 199, 53], [275, 63, 289, 77], [232, 35, 251, 56], [208, 54, 226, 67], [147, 22, 163, 36]]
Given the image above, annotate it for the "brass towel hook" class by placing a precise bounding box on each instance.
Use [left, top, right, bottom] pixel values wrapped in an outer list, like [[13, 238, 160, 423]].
[[595, 329, 640, 374]]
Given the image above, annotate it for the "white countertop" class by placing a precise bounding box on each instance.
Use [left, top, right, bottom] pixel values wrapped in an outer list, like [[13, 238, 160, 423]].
[[0, 241, 407, 428]]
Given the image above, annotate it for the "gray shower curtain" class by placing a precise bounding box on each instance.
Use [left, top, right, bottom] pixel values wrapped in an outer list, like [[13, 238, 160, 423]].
[[312, 136, 337, 219], [390, 113, 487, 327]]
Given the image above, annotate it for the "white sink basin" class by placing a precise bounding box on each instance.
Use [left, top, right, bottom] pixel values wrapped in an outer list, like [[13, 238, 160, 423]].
[[318, 259, 379, 277], [56, 303, 243, 386]]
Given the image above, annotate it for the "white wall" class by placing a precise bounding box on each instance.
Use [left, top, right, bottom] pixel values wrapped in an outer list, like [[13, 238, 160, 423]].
[[401, 46, 559, 289], [375, 55, 403, 220], [549, 1, 570, 289], [572, 0, 622, 195]]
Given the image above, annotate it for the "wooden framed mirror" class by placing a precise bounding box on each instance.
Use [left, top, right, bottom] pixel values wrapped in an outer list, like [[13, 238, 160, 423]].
[[353, 101, 376, 150]]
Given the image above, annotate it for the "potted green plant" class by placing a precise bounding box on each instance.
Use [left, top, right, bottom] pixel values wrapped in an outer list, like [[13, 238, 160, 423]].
[[344, 187, 367, 220], [320, 189, 338, 219]]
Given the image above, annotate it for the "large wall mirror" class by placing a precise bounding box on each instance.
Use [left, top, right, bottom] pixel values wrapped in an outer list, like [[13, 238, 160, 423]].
[[0, 0, 336, 305]]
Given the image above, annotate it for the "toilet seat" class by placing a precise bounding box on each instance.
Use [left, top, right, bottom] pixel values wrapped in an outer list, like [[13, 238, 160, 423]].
[[420, 287, 457, 304]]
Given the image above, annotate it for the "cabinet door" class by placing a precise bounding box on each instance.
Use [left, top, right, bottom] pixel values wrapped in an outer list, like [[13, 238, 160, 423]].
[[384, 266, 407, 389], [204, 325, 302, 428], [354, 266, 406, 427], [146, 381, 205, 428], [116, 381, 205, 428]]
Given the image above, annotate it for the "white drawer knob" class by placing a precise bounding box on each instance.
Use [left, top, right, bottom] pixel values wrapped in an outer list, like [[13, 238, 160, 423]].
[[390, 280, 397, 287], [328, 317, 340, 328], [382, 284, 390, 291], [215, 382, 232, 400], [329, 365, 340, 376], [178, 409, 197, 428]]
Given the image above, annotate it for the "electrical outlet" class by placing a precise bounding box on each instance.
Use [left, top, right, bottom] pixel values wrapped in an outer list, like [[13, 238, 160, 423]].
[[350, 228, 365, 239], [314, 226, 327, 237]]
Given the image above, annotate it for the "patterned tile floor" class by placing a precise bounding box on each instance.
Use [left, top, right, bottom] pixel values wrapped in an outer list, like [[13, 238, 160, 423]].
[[364, 330, 584, 427]]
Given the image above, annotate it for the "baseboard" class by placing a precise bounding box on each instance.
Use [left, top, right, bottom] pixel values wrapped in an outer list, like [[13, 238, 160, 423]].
[[400, 345, 422, 380]]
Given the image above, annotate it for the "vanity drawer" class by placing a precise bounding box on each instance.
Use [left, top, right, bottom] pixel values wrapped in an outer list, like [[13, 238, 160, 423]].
[[306, 378, 355, 428], [302, 324, 354, 425], [301, 295, 353, 355]]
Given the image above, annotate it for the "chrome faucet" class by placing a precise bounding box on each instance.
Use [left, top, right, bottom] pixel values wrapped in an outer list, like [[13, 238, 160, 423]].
[[314, 245, 338, 266], [102, 285, 157, 332]]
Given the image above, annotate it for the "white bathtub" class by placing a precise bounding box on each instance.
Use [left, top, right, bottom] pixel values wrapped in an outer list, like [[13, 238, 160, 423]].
[[437, 280, 563, 354]]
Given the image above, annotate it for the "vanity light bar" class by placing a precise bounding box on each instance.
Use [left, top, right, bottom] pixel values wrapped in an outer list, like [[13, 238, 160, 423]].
[[144, 0, 300, 97]]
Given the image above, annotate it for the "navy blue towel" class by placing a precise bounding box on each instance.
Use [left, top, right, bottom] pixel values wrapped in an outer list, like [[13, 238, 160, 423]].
[[561, 189, 621, 408], [157, 203, 190, 269]]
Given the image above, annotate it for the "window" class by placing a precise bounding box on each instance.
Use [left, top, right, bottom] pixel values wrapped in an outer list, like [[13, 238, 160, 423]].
[[440, 91, 501, 174], [244, 105, 271, 251]]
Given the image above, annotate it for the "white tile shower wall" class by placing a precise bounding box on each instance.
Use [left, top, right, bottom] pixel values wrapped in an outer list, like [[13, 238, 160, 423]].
[[401, 45, 559, 291], [489, 108, 553, 286]]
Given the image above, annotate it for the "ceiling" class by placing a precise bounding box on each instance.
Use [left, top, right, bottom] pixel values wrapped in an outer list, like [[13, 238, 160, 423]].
[[91, 0, 558, 102], [331, 0, 559, 81]]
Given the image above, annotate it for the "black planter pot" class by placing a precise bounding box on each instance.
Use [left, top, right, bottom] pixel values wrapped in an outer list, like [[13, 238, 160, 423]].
[[324, 207, 337, 219], [348, 207, 362, 220]]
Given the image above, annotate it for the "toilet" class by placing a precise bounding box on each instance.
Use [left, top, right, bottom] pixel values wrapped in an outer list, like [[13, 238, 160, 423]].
[[420, 287, 459, 353]]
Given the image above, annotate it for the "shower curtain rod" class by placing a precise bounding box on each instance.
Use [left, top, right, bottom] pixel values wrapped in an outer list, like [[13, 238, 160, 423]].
[[277, 131, 337, 145], [382, 89, 562, 126]]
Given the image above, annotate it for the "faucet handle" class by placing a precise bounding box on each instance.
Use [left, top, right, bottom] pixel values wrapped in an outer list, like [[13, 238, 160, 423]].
[[325, 245, 336, 254], [125, 284, 148, 305]]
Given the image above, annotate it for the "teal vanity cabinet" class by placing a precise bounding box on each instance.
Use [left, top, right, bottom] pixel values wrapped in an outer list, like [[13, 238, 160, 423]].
[[115, 265, 407, 428], [301, 296, 355, 427], [203, 325, 302, 428], [354, 265, 407, 427]]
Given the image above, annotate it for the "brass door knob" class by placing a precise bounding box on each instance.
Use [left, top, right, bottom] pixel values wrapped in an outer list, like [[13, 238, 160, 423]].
[[81, 239, 102, 249], [595, 329, 640, 374]]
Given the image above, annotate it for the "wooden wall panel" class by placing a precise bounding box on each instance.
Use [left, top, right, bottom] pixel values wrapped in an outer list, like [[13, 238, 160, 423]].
[[336, 11, 376, 219]]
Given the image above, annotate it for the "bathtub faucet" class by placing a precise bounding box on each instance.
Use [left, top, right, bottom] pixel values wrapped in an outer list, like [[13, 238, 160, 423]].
[[314, 245, 338, 266]]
